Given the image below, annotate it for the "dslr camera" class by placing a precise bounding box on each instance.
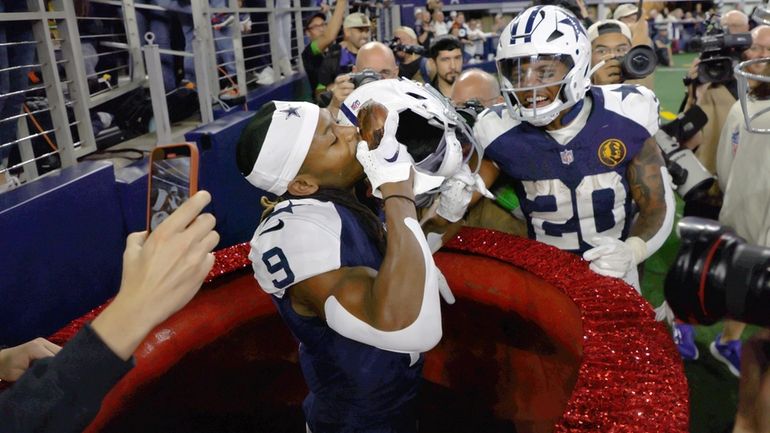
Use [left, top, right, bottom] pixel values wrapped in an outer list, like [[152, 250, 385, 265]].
[[654, 105, 715, 201], [689, 15, 752, 83], [665, 217, 770, 328], [387, 38, 426, 56], [348, 69, 382, 88]]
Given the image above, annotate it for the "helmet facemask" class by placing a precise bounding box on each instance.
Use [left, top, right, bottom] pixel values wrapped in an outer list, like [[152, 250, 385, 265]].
[[498, 54, 574, 127], [395, 106, 479, 207], [735, 57, 770, 134]]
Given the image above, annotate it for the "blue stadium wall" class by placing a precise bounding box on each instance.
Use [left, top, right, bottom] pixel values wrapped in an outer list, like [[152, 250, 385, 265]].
[[0, 75, 307, 346]]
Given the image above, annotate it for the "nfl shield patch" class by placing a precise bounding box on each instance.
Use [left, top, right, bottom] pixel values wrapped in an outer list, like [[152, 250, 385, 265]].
[[560, 149, 574, 165]]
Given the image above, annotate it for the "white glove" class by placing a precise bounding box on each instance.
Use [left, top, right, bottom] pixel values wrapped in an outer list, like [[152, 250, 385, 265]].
[[356, 110, 413, 198], [436, 165, 494, 222], [582, 236, 646, 279]]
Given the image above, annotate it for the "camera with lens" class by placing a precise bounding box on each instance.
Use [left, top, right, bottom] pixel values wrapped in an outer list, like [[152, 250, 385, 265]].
[[664, 217, 770, 328], [348, 69, 382, 88], [689, 17, 752, 83], [617, 45, 658, 80], [387, 39, 426, 56], [654, 105, 715, 201]]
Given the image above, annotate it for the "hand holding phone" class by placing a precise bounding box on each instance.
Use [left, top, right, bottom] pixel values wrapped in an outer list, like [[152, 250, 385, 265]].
[[147, 143, 199, 231]]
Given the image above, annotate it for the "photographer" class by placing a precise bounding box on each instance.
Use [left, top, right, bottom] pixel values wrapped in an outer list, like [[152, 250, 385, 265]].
[[326, 41, 397, 118], [681, 13, 756, 178], [392, 27, 431, 83], [612, 3, 656, 90], [588, 19, 634, 85], [705, 58, 770, 377]]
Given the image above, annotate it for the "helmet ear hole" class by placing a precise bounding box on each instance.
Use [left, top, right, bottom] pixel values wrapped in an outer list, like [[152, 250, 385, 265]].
[[395, 109, 444, 163]]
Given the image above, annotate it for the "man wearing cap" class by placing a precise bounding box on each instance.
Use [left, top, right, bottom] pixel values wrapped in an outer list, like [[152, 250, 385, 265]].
[[587, 19, 634, 85], [613, 4, 639, 27], [611, 4, 655, 89], [315, 12, 372, 103], [237, 101, 445, 432], [301, 0, 347, 94]]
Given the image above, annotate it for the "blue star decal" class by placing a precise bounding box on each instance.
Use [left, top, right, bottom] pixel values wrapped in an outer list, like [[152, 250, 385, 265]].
[[265, 201, 307, 221], [279, 106, 301, 119], [611, 85, 642, 101]]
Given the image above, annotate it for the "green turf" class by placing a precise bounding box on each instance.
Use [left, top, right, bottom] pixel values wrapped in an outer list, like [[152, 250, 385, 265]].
[[642, 54, 758, 433]]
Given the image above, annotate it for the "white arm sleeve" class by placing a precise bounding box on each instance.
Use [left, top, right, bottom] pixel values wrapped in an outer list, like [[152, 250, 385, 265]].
[[324, 217, 443, 354]]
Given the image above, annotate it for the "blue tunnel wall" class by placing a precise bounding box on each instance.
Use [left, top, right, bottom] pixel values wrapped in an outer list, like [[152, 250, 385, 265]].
[[0, 74, 306, 346]]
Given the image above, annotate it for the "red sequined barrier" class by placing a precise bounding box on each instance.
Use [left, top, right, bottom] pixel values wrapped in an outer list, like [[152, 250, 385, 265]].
[[444, 228, 689, 432], [8, 228, 687, 432]]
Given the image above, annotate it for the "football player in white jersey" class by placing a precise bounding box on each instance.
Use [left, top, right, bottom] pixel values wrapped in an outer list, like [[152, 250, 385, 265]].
[[237, 93, 476, 431], [473, 5, 675, 291]]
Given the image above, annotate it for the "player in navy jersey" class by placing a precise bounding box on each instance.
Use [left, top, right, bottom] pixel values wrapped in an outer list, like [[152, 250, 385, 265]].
[[236, 96, 475, 432], [473, 5, 675, 290]]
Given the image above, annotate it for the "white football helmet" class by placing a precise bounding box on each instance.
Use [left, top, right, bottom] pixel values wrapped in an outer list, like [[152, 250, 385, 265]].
[[496, 5, 592, 126], [338, 78, 482, 206], [735, 57, 770, 133]]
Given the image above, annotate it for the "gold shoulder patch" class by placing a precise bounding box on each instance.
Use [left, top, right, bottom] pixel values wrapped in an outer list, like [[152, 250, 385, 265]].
[[597, 138, 627, 167]]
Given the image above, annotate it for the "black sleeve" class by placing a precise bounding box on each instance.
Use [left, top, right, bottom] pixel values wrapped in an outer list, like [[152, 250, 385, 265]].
[[316, 55, 337, 90], [0, 325, 135, 433]]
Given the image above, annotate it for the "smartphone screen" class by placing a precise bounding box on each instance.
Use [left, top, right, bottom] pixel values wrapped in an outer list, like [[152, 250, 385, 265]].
[[147, 144, 199, 231]]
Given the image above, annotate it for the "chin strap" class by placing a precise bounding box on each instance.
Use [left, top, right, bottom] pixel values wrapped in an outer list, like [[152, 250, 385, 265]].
[[588, 60, 607, 79]]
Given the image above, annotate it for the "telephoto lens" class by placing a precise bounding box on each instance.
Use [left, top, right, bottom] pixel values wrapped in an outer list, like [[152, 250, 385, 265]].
[[665, 217, 770, 327]]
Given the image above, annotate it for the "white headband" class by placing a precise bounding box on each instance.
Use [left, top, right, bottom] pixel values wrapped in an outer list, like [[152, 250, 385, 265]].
[[245, 101, 320, 195]]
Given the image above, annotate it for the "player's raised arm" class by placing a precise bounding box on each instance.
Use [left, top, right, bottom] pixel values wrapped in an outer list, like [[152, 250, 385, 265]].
[[240, 102, 442, 355]]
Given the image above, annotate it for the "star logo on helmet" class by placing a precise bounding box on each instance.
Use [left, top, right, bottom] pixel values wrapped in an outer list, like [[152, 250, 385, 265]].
[[279, 106, 301, 119]]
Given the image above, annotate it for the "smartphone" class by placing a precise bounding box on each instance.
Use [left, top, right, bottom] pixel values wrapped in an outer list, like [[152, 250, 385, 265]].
[[146, 143, 199, 232]]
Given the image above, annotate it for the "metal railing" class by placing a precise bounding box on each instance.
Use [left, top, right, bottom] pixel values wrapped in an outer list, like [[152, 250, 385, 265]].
[[0, 0, 397, 189]]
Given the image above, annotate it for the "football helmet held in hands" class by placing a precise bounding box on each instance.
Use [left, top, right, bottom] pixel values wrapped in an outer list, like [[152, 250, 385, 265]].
[[338, 78, 483, 206]]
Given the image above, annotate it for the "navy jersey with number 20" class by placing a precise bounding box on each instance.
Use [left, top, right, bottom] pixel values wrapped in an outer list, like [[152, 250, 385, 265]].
[[475, 85, 659, 254]]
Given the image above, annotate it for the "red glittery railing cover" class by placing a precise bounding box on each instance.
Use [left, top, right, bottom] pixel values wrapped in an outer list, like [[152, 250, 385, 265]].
[[42, 228, 688, 432], [443, 228, 689, 432]]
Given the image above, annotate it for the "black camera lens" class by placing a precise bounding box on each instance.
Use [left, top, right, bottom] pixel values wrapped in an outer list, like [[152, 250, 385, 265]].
[[698, 57, 734, 83], [620, 45, 657, 80], [665, 217, 770, 328]]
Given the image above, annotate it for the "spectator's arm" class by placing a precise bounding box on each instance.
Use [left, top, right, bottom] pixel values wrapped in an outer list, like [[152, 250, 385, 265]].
[[316, 0, 347, 52], [0, 338, 60, 382], [0, 191, 218, 433]]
